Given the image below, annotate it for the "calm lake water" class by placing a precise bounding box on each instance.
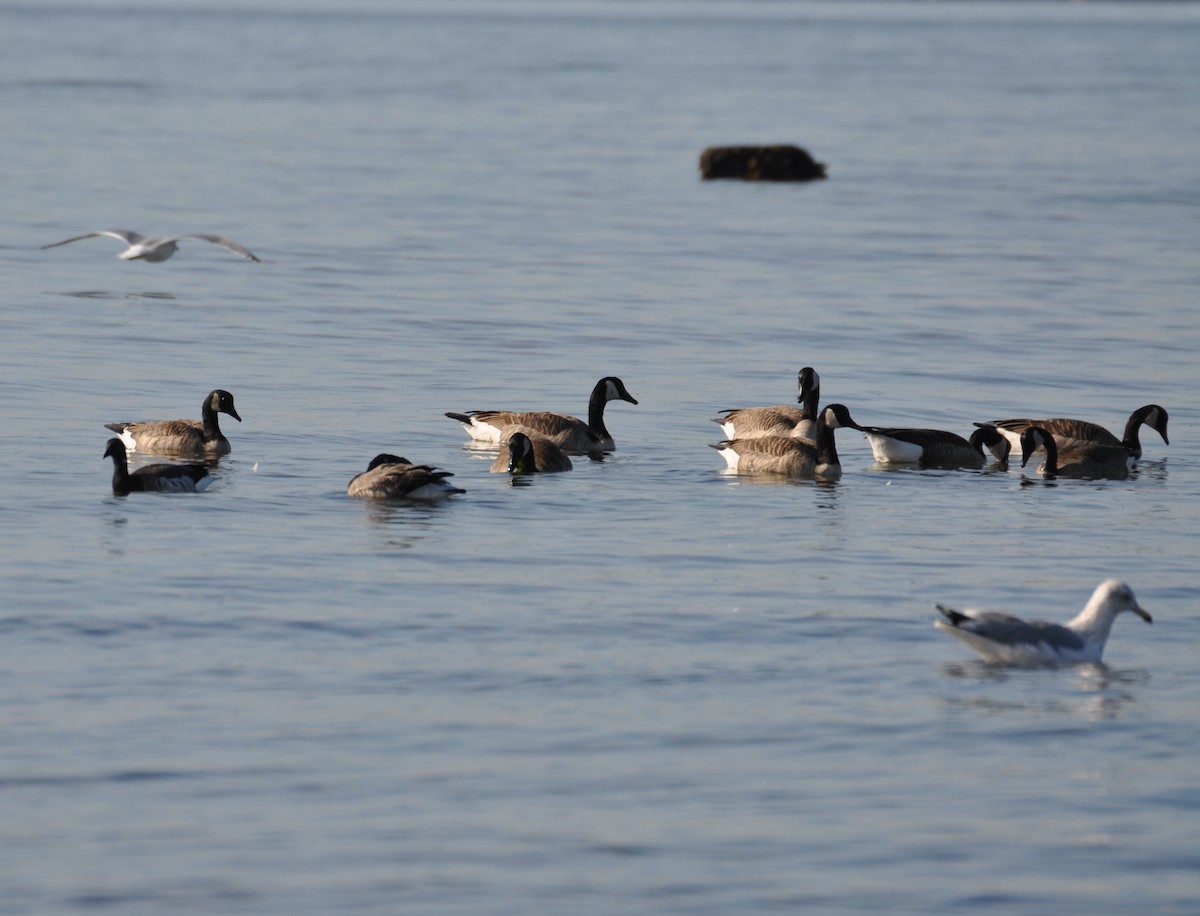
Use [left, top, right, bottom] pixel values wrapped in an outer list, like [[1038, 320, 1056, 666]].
[[2, 1, 1199, 912]]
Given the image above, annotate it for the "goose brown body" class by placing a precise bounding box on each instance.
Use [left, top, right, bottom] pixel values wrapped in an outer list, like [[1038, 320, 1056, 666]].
[[447, 376, 637, 453], [1019, 427, 1132, 480], [712, 404, 855, 479], [105, 389, 241, 457], [979, 404, 1168, 460], [714, 367, 821, 441]]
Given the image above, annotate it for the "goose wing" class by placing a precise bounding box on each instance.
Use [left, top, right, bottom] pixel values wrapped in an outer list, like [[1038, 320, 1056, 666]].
[[714, 405, 807, 438], [714, 436, 817, 475], [987, 416, 1118, 446], [348, 462, 460, 498], [492, 411, 593, 443]]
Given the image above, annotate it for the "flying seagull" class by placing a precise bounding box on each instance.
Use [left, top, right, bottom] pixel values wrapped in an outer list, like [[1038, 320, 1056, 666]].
[[41, 228, 261, 263]]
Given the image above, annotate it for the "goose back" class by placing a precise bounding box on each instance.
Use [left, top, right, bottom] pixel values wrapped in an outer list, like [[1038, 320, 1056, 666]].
[[347, 454, 463, 500], [714, 405, 807, 440]]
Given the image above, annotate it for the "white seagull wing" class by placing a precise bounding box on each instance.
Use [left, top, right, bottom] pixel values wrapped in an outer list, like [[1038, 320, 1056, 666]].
[[40, 228, 144, 250], [166, 234, 261, 262]]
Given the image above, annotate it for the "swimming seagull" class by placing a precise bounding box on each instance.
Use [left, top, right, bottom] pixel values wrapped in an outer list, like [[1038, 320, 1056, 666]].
[[41, 228, 261, 263], [935, 579, 1151, 665]]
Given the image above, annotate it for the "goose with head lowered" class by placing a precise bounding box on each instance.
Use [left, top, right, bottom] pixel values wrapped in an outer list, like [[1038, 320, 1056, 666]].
[[977, 404, 1168, 460], [854, 417, 1011, 468], [935, 579, 1151, 665], [105, 389, 242, 457], [491, 431, 573, 474], [713, 366, 820, 440], [347, 454, 464, 500], [103, 438, 212, 495], [711, 403, 856, 479], [446, 376, 638, 453], [1019, 426, 1132, 480]]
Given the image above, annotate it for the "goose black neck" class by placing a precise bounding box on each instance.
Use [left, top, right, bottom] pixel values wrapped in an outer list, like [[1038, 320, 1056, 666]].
[[200, 395, 222, 439], [800, 378, 821, 421], [815, 413, 839, 466], [1039, 434, 1059, 478], [1120, 411, 1145, 457], [587, 387, 611, 438], [106, 447, 135, 495]]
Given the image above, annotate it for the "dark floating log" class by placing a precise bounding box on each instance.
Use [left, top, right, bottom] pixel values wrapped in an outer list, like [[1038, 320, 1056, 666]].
[[699, 145, 827, 182]]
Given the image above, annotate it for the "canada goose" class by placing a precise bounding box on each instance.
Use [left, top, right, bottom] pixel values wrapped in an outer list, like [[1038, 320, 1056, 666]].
[[105, 389, 242, 457], [40, 228, 260, 262], [1019, 427, 1132, 480], [977, 404, 1168, 460], [857, 420, 1011, 468], [968, 426, 1011, 465], [446, 376, 638, 453], [347, 454, 464, 500], [713, 367, 820, 440], [491, 431, 573, 474], [103, 438, 212, 495], [711, 403, 856, 479], [935, 579, 1151, 664], [699, 145, 827, 182]]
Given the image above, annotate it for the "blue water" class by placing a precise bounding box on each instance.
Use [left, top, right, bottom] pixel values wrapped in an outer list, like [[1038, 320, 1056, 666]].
[[2, 2, 1199, 912]]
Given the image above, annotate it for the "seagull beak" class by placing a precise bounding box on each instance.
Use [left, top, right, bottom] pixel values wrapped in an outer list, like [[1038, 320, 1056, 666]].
[[1134, 604, 1153, 624]]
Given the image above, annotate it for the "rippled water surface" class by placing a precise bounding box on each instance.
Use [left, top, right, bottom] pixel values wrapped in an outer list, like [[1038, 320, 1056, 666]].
[[2, 1, 1198, 912]]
